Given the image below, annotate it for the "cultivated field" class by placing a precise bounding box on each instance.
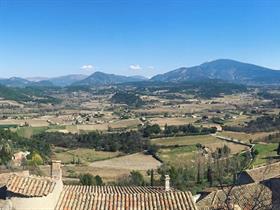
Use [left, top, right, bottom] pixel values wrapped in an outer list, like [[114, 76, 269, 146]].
[[149, 117, 197, 127], [219, 131, 277, 143], [90, 152, 161, 171], [54, 148, 121, 164]]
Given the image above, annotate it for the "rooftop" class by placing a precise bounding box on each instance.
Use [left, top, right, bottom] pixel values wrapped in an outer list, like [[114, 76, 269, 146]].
[[197, 182, 277, 210], [242, 161, 280, 182], [55, 185, 197, 210], [6, 174, 56, 197]]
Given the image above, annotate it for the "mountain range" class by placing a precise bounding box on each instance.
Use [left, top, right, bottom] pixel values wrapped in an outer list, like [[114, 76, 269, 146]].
[[1, 59, 280, 87], [151, 59, 280, 84]]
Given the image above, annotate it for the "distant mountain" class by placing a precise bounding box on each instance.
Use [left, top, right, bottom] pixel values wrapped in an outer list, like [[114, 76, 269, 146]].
[[130, 75, 148, 80], [26, 77, 49, 82], [48, 74, 87, 87], [0, 77, 31, 87], [151, 59, 280, 85], [74, 71, 146, 86]]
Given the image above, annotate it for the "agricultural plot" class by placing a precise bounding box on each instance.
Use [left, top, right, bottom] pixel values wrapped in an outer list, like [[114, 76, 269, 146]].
[[12, 126, 49, 138], [75, 119, 141, 132], [223, 115, 255, 126], [85, 153, 161, 181], [90, 152, 161, 171], [219, 131, 276, 143], [54, 148, 121, 164], [153, 135, 250, 167], [149, 117, 197, 127], [157, 146, 197, 167], [253, 143, 278, 166]]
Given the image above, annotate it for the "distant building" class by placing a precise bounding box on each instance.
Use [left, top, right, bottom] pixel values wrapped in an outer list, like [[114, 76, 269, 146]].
[[12, 151, 30, 167]]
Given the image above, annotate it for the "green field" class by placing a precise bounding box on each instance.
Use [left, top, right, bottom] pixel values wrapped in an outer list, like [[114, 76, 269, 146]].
[[54, 148, 122, 164], [157, 145, 198, 167], [11, 126, 48, 138], [253, 143, 278, 166]]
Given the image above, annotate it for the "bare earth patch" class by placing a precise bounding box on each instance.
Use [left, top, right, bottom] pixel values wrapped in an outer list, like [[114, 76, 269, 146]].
[[90, 152, 161, 171]]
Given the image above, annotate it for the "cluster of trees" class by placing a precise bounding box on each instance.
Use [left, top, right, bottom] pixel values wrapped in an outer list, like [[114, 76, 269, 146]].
[[111, 91, 144, 107], [117, 170, 146, 186], [32, 123, 217, 156], [211, 145, 231, 159], [131, 80, 247, 99], [163, 124, 216, 136], [34, 130, 149, 154], [157, 153, 251, 193], [0, 129, 51, 166], [224, 113, 280, 132], [141, 123, 216, 138], [79, 173, 103, 186]]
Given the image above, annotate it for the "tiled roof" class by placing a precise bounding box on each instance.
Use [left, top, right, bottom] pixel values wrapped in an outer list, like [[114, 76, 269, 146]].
[[243, 161, 280, 182], [0, 171, 29, 187], [56, 185, 198, 210], [63, 185, 178, 194], [197, 183, 273, 210], [6, 174, 56, 197]]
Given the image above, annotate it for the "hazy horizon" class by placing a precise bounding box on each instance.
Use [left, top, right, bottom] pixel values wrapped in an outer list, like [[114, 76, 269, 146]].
[[1, 0, 280, 78]]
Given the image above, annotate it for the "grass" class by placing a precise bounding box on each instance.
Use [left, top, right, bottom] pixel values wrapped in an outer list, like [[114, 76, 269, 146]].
[[12, 126, 48, 138], [154, 134, 249, 167], [253, 143, 278, 166], [0, 124, 17, 129], [157, 145, 198, 167], [54, 148, 121, 164]]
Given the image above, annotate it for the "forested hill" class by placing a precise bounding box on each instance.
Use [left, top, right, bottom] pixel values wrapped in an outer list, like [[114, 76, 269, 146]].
[[151, 59, 280, 85]]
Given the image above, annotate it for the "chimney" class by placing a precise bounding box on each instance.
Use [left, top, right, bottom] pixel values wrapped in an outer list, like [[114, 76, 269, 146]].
[[51, 160, 62, 180], [165, 175, 170, 191]]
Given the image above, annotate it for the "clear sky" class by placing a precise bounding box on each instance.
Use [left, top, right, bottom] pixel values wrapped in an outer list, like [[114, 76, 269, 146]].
[[0, 0, 280, 78]]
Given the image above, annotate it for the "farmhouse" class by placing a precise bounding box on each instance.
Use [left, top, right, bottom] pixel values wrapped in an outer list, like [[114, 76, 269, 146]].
[[11, 151, 30, 167], [0, 160, 198, 210]]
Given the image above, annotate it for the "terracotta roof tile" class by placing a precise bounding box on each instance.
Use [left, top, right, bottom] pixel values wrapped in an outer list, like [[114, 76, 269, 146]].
[[56, 185, 197, 210], [6, 174, 56, 197]]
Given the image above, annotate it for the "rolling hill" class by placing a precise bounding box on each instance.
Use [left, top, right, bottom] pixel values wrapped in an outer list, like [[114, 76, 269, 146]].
[[74, 71, 147, 86], [151, 59, 280, 85], [48, 74, 87, 87]]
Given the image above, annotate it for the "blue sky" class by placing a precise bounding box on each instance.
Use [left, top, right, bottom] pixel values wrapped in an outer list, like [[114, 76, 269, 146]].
[[0, 0, 280, 78]]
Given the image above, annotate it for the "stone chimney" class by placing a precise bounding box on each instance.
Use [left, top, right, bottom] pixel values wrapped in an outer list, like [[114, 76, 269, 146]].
[[51, 160, 62, 180], [165, 175, 170, 191]]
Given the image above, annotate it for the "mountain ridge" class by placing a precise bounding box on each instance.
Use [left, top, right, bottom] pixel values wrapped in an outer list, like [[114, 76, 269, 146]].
[[1, 59, 280, 87], [151, 59, 280, 84], [73, 71, 147, 86]]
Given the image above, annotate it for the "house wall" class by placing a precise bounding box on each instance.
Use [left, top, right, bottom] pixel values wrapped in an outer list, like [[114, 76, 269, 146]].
[[7, 180, 63, 210]]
